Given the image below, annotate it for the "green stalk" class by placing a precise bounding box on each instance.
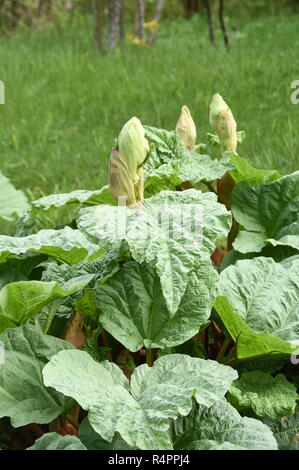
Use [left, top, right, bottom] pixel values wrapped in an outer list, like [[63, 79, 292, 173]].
[[146, 348, 154, 367], [216, 336, 231, 362]]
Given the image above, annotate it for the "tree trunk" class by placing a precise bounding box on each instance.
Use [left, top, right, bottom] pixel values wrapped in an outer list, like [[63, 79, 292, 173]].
[[119, 0, 125, 44], [108, 0, 121, 52], [147, 0, 164, 46], [37, 0, 52, 20], [204, 0, 215, 46], [94, 0, 105, 50], [134, 0, 145, 40], [219, 0, 229, 48], [182, 0, 199, 18]]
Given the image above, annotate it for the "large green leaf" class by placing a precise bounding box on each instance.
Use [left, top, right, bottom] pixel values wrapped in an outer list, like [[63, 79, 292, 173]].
[[170, 400, 277, 450], [228, 152, 281, 185], [31, 186, 115, 211], [0, 325, 73, 427], [214, 296, 296, 362], [78, 189, 231, 314], [0, 227, 103, 265], [217, 257, 299, 341], [43, 351, 237, 450], [143, 126, 233, 194], [96, 260, 217, 352], [262, 406, 299, 450], [0, 172, 29, 223], [232, 171, 299, 253], [16, 186, 115, 235], [78, 417, 135, 450], [0, 275, 93, 332], [228, 371, 298, 418], [27, 433, 87, 450]]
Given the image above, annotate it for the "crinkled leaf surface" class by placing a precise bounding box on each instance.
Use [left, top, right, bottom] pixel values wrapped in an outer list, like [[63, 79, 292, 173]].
[[228, 371, 298, 418], [0, 227, 103, 265], [0, 172, 29, 223], [170, 400, 278, 450], [228, 152, 281, 185], [0, 325, 73, 427], [96, 260, 218, 351], [43, 351, 237, 450], [130, 354, 238, 407], [31, 186, 115, 211], [0, 275, 93, 332], [78, 189, 231, 314], [27, 433, 87, 450], [217, 257, 299, 341], [262, 406, 299, 450], [214, 296, 296, 361], [143, 126, 232, 193], [78, 417, 135, 450], [232, 171, 299, 253]]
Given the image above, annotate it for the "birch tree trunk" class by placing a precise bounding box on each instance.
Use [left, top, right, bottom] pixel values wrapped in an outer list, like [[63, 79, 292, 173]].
[[134, 0, 145, 40], [108, 0, 121, 52], [147, 0, 164, 46]]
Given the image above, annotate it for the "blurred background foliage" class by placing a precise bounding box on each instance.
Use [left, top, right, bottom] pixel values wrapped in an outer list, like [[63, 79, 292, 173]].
[[0, 1, 298, 199]]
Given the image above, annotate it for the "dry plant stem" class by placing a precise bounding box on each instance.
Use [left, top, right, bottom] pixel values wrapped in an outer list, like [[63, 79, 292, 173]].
[[219, 0, 229, 48], [66, 414, 79, 431]]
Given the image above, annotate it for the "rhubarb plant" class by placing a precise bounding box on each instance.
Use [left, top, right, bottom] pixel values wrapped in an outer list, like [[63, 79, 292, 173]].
[[0, 95, 298, 451]]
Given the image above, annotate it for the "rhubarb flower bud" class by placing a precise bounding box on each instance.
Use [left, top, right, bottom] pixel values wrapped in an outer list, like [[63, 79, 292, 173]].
[[209, 94, 237, 152], [176, 105, 197, 150], [109, 148, 137, 206], [117, 117, 150, 184]]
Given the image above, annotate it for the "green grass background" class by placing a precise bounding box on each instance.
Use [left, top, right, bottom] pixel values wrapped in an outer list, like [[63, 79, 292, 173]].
[[0, 11, 298, 198]]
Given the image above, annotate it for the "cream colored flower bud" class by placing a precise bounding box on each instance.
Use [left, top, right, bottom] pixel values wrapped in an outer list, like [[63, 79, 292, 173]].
[[209, 94, 237, 152], [176, 105, 197, 150], [117, 117, 150, 183], [109, 147, 137, 207]]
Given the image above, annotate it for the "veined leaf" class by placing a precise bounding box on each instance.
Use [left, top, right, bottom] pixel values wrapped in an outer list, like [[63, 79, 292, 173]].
[[0, 325, 73, 427], [217, 257, 299, 342], [31, 186, 115, 211], [0, 227, 103, 265], [170, 400, 277, 450], [0, 172, 29, 224], [43, 351, 237, 450], [27, 433, 87, 450], [214, 296, 295, 362], [0, 275, 93, 332], [228, 152, 281, 185], [96, 260, 218, 351], [261, 406, 299, 450], [228, 371, 298, 418], [232, 171, 299, 253], [78, 189, 231, 314]]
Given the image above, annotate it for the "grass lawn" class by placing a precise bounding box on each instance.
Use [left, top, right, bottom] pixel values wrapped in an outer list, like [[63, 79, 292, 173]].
[[0, 11, 298, 198]]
